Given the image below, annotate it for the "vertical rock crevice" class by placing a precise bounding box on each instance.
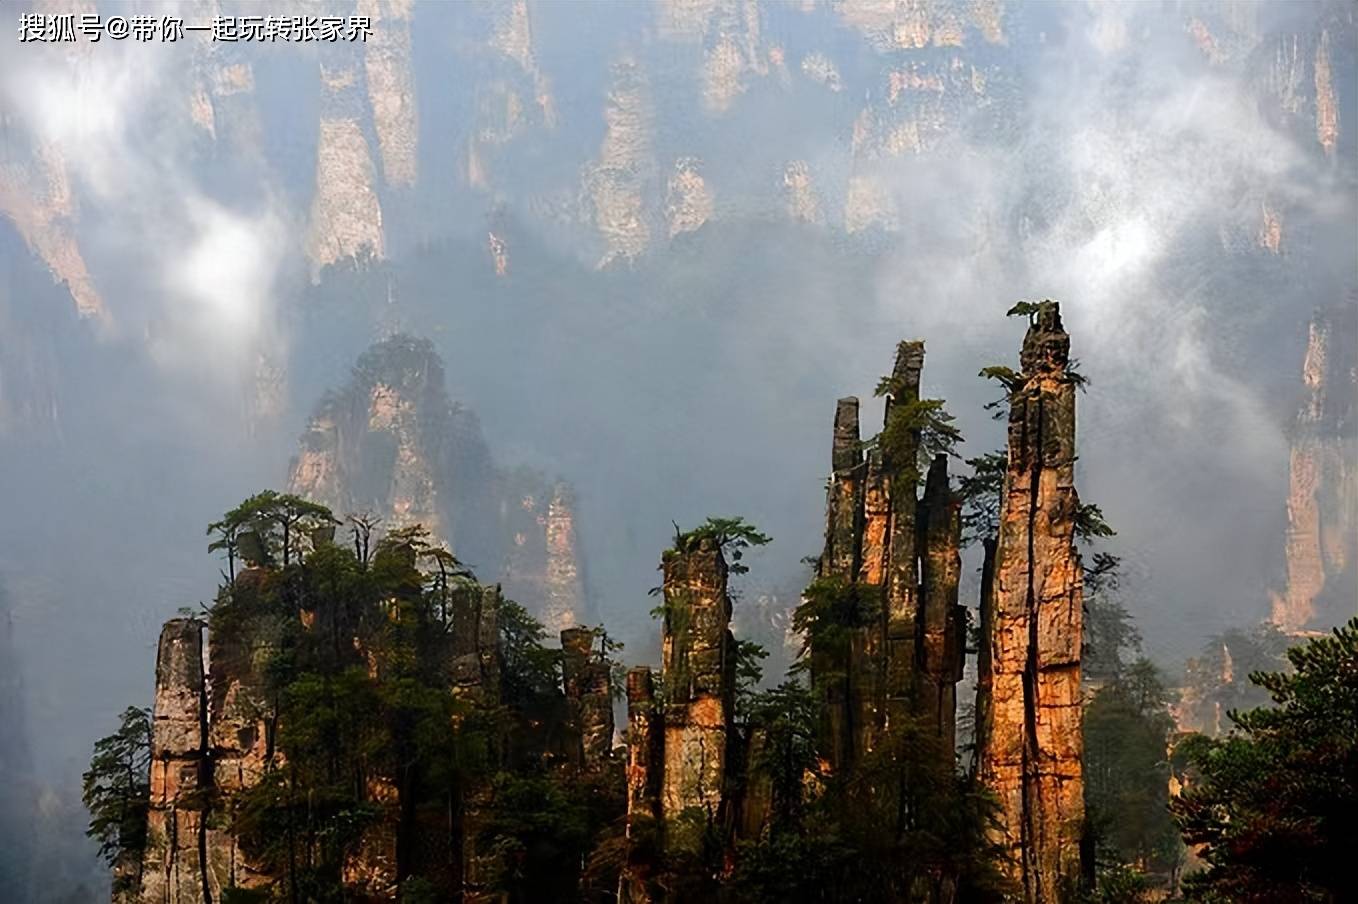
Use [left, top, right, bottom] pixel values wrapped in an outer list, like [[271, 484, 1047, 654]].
[[977, 302, 1084, 903]]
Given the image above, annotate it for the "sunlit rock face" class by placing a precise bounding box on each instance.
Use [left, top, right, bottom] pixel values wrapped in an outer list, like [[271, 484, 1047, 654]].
[[665, 157, 714, 238], [585, 57, 657, 268], [1271, 303, 1358, 632], [306, 59, 386, 278], [0, 127, 101, 321], [361, 0, 419, 189], [287, 335, 588, 629], [139, 619, 210, 904], [977, 304, 1084, 903]]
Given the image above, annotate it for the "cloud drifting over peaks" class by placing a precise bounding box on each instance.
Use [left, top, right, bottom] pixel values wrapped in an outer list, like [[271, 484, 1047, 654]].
[[1, 24, 291, 392]]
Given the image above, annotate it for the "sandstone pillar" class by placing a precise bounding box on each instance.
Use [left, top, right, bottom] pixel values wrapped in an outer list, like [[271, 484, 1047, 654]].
[[562, 627, 616, 770], [139, 619, 211, 904], [978, 302, 1085, 902], [815, 398, 864, 769], [883, 340, 924, 730], [918, 454, 964, 752], [658, 539, 733, 823], [619, 667, 661, 904]]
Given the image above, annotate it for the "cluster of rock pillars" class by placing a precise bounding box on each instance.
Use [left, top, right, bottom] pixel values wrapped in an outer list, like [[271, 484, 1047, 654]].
[[131, 304, 1086, 903]]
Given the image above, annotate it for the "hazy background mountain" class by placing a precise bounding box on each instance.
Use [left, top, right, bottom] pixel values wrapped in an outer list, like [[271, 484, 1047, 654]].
[[0, 1, 1354, 896]]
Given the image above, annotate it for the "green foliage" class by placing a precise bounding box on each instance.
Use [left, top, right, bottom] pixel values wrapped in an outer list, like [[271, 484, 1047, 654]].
[[744, 680, 819, 829], [1078, 860, 1157, 904], [1084, 658, 1181, 879], [1172, 618, 1358, 902], [872, 397, 963, 482], [792, 576, 882, 671], [734, 639, 770, 719], [208, 490, 338, 573], [499, 598, 562, 710], [168, 492, 622, 899], [665, 516, 771, 575], [1083, 596, 1142, 685], [478, 770, 591, 900], [82, 706, 151, 893], [1006, 300, 1044, 320], [958, 450, 1006, 544], [1075, 503, 1117, 542]]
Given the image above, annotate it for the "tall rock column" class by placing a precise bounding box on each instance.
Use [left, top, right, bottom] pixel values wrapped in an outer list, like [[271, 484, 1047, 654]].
[[917, 454, 965, 752], [1270, 303, 1358, 631], [815, 398, 865, 769], [659, 539, 733, 823], [619, 667, 662, 904], [979, 302, 1085, 903], [883, 340, 925, 731], [561, 627, 616, 770], [139, 619, 212, 904], [543, 483, 587, 634]]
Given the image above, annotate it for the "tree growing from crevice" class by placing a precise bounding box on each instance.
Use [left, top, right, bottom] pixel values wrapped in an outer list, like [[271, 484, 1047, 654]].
[[82, 706, 152, 900]]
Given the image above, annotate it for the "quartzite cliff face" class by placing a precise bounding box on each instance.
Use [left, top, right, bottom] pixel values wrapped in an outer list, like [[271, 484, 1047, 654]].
[[287, 334, 589, 632], [976, 303, 1085, 903]]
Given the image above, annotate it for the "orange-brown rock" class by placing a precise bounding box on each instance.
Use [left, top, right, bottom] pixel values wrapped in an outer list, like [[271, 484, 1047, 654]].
[[139, 619, 211, 904], [977, 302, 1085, 903], [1270, 303, 1358, 631], [306, 55, 385, 278], [1314, 29, 1338, 156], [659, 539, 733, 821], [620, 667, 661, 904], [620, 537, 740, 897]]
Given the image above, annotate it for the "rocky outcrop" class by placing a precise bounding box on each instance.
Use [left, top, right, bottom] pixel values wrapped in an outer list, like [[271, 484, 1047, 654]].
[[976, 302, 1085, 903], [129, 569, 524, 901], [139, 619, 211, 904], [620, 537, 736, 897], [543, 484, 587, 634], [1270, 304, 1358, 631], [0, 133, 102, 319], [783, 160, 823, 225], [658, 539, 733, 822], [882, 341, 925, 730], [810, 341, 966, 769], [917, 454, 965, 751], [620, 667, 661, 904], [288, 335, 589, 630], [561, 627, 616, 770]]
